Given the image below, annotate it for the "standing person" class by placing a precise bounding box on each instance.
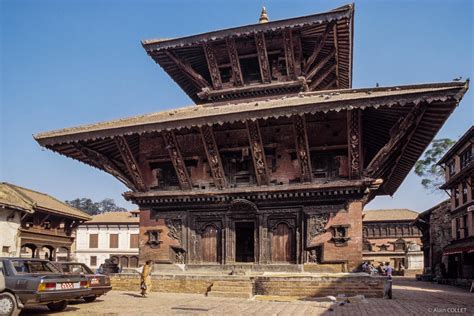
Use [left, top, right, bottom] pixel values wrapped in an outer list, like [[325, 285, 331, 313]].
[[384, 262, 393, 277], [140, 260, 153, 297]]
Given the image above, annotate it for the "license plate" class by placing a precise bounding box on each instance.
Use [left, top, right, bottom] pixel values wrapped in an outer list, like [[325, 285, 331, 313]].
[[56, 282, 79, 289], [90, 278, 99, 285]]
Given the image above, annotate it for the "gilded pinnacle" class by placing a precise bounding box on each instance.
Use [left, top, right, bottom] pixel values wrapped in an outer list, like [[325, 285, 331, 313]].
[[259, 7, 269, 23]]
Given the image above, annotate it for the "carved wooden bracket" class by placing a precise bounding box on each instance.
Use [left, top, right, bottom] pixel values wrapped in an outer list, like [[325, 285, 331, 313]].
[[225, 38, 244, 87], [164, 50, 210, 89], [73, 142, 137, 191], [254, 32, 272, 83], [306, 49, 335, 82], [203, 43, 223, 90], [114, 136, 147, 191], [200, 125, 227, 189], [309, 63, 337, 90], [246, 120, 269, 185], [304, 21, 334, 74], [293, 115, 313, 183], [283, 29, 296, 80], [347, 109, 362, 179], [161, 130, 192, 190]]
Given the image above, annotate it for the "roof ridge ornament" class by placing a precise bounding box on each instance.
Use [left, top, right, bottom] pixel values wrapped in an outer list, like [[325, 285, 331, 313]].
[[259, 6, 269, 23]]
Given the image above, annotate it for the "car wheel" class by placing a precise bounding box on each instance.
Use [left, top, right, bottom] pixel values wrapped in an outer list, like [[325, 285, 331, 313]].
[[83, 296, 97, 303], [47, 300, 68, 312], [0, 292, 19, 316]]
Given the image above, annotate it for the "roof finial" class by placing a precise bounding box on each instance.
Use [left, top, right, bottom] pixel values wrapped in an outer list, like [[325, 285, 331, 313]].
[[259, 7, 269, 24]]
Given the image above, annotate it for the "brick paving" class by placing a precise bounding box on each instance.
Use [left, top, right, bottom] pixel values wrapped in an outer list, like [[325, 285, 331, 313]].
[[21, 278, 472, 315]]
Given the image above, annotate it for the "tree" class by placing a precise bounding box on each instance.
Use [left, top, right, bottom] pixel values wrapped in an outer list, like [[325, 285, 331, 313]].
[[414, 138, 455, 191], [66, 198, 127, 215]]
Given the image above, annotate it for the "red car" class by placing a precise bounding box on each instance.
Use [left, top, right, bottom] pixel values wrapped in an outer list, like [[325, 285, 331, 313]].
[[53, 262, 112, 302]]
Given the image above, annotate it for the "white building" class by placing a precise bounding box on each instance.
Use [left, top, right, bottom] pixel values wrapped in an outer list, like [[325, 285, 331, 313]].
[[75, 211, 139, 270]]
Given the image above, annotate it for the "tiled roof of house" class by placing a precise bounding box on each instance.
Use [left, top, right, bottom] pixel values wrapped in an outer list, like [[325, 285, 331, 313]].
[[85, 211, 139, 224], [0, 182, 91, 220], [362, 209, 419, 222]]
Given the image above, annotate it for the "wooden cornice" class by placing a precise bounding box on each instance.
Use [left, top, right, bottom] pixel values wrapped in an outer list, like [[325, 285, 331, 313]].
[[114, 136, 147, 191], [200, 125, 227, 189], [303, 21, 334, 74], [293, 115, 313, 183], [161, 130, 193, 190], [309, 63, 337, 90], [283, 29, 297, 81], [164, 50, 210, 89], [254, 32, 272, 83], [246, 120, 269, 186], [72, 142, 137, 190], [306, 49, 335, 81], [225, 38, 244, 86], [203, 43, 223, 90]]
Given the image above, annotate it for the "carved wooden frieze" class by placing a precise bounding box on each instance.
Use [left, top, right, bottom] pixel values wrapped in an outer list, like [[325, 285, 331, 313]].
[[203, 43, 223, 90], [73, 142, 137, 191], [307, 214, 329, 241], [225, 38, 244, 86], [114, 136, 147, 191], [293, 115, 312, 183], [283, 29, 296, 80], [165, 218, 182, 243], [254, 32, 271, 83], [246, 120, 269, 185], [161, 130, 192, 190], [200, 125, 227, 189], [347, 109, 362, 179]]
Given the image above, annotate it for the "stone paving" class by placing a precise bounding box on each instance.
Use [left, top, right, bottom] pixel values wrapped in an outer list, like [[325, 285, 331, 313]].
[[21, 278, 473, 315]]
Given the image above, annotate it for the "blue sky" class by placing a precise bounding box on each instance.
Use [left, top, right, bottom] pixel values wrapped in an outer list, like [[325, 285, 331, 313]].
[[1, 0, 472, 211]]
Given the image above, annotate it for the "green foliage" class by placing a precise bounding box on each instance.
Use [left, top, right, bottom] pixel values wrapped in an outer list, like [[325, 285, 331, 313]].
[[414, 138, 455, 191], [66, 198, 127, 215]]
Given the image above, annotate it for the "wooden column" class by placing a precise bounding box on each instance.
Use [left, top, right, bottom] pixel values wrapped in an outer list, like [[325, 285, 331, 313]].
[[114, 136, 147, 191], [282, 29, 296, 80], [254, 32, 272, 83], [246, 120, 269, 186], [203, 43, 223, 89], [347, 109, 362, 179], [293, 115, 313, 183], [226, 38, 244, 86], [161, 130, 192, 190], [200, 125, 227, 189]]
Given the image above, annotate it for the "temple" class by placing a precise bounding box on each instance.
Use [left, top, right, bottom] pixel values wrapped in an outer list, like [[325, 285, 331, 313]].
[[34, 5, 468, 272]]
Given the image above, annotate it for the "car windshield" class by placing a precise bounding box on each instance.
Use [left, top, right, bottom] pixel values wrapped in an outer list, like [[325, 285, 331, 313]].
[[12, 260, 60, 274], [61, 263, 93, 274]]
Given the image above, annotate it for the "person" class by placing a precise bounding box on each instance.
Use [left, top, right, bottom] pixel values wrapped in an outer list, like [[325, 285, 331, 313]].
[[384, 262, 393, 277], [140, 260, 153, 297], [362, 261, 369, 272]]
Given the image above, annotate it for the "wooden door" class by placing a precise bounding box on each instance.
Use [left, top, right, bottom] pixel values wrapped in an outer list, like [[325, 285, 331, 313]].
[[201, 225, 219, 263], [271, 222, 294, 263]]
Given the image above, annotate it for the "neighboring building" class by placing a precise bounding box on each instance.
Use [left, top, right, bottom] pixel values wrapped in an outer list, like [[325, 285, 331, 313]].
[[34, 5, 469, 272], [414, 200, 451, 278], [75, 211, 140, 270], [362, 209, 423, 275], [438, 126, 474, 279], [0, 182, 91, 260]]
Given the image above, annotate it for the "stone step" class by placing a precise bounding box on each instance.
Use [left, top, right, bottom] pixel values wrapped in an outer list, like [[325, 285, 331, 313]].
[[213, 281, 252, 287], [207, 291, 253, 299], [211, 285, 253, 293]]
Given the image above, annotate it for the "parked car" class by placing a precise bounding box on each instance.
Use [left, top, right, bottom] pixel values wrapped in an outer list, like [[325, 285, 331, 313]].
[[0, 258, 90, 314], [53, 262, 112, 302]]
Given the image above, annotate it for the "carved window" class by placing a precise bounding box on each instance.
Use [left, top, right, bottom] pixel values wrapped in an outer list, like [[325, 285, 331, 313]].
[[362, 240, 372, 251], [394, 239, 406, 251], [330, 225, 350, 246], [130, 234, 139, 249], [147, 230, 162, 247], [453, 187, 460, 208], [109, 234, 119, 248], [447, 160, 456, 176], [379, 244, 389, 251], [89, 234, 98, 248], [460, 146, 472, 169], [462, 182, 468, 204]]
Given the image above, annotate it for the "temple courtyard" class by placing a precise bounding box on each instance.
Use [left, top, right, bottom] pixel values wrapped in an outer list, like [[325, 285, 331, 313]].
[[21, 278, 472, 315]]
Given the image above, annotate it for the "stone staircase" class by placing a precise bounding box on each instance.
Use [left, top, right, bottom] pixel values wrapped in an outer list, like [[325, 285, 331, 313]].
[[207, 279, 254, 298]]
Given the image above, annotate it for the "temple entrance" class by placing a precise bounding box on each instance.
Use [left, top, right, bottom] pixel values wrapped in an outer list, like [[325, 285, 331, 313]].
[[235, 222, 255, 262], [271, 222, 294, 263], [201, 224, 220, 263]]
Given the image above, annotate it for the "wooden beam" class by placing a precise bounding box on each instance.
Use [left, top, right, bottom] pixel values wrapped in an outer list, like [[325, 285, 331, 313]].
[[161, 130, 193, 190], [203, 43, 223, 90], [225, 38, 244, 86], [306, 49, 335, 81], [365, 102, 428, 178], [246, 120, 269, 185], [332, 23, 340, 88], [114, 136, 147, 191], [293, 115, 312, 183], [347, 109, 362, 179], [200, 125, 227, 189], [254, 32, 272, 83], [164, 50, 210, 89], [309, 63, 337, 90], [323, 78, 337, 90], [72, 142, 137, 191], [282, 29, 296, 80], [303, 22, 334, 74]]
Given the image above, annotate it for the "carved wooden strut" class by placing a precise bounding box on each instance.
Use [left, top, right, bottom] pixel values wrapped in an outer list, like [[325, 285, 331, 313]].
[[246, 120, 269, 185], [164, 50, 210, 89], [114, 135, 147, 191], [200, 125, 227, 189], [254, 32, 272, 83], [347, 109, 362, 179], [203, 43, 223, 90], [226, 38, 244, 86], [293, 115, 312, 183], [282, 29, 296, 80], [161, 130, 192, 190]]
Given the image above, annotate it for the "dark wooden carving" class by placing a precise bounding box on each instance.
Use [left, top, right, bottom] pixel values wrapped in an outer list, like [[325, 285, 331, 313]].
[[226, 38, 244, 86], [332, 23, 340, 88], [304, 21, 334, 74], [308, 214, 330, 239], [306, 49, 335, 81], [164, 50, 209, 89], [282, 29, 296, 80], [203, 43, 223, 90], [200, 125, 227, 189], [161, 130, 192, 190], [114, 136, 147, 191], [246, 120, 269, 185], [347, 109, 362, 179], [165, 219, 182, 243], [254, 32, 272, 83], [73, 142, 136, 190], [293, 115, 312, 183]]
